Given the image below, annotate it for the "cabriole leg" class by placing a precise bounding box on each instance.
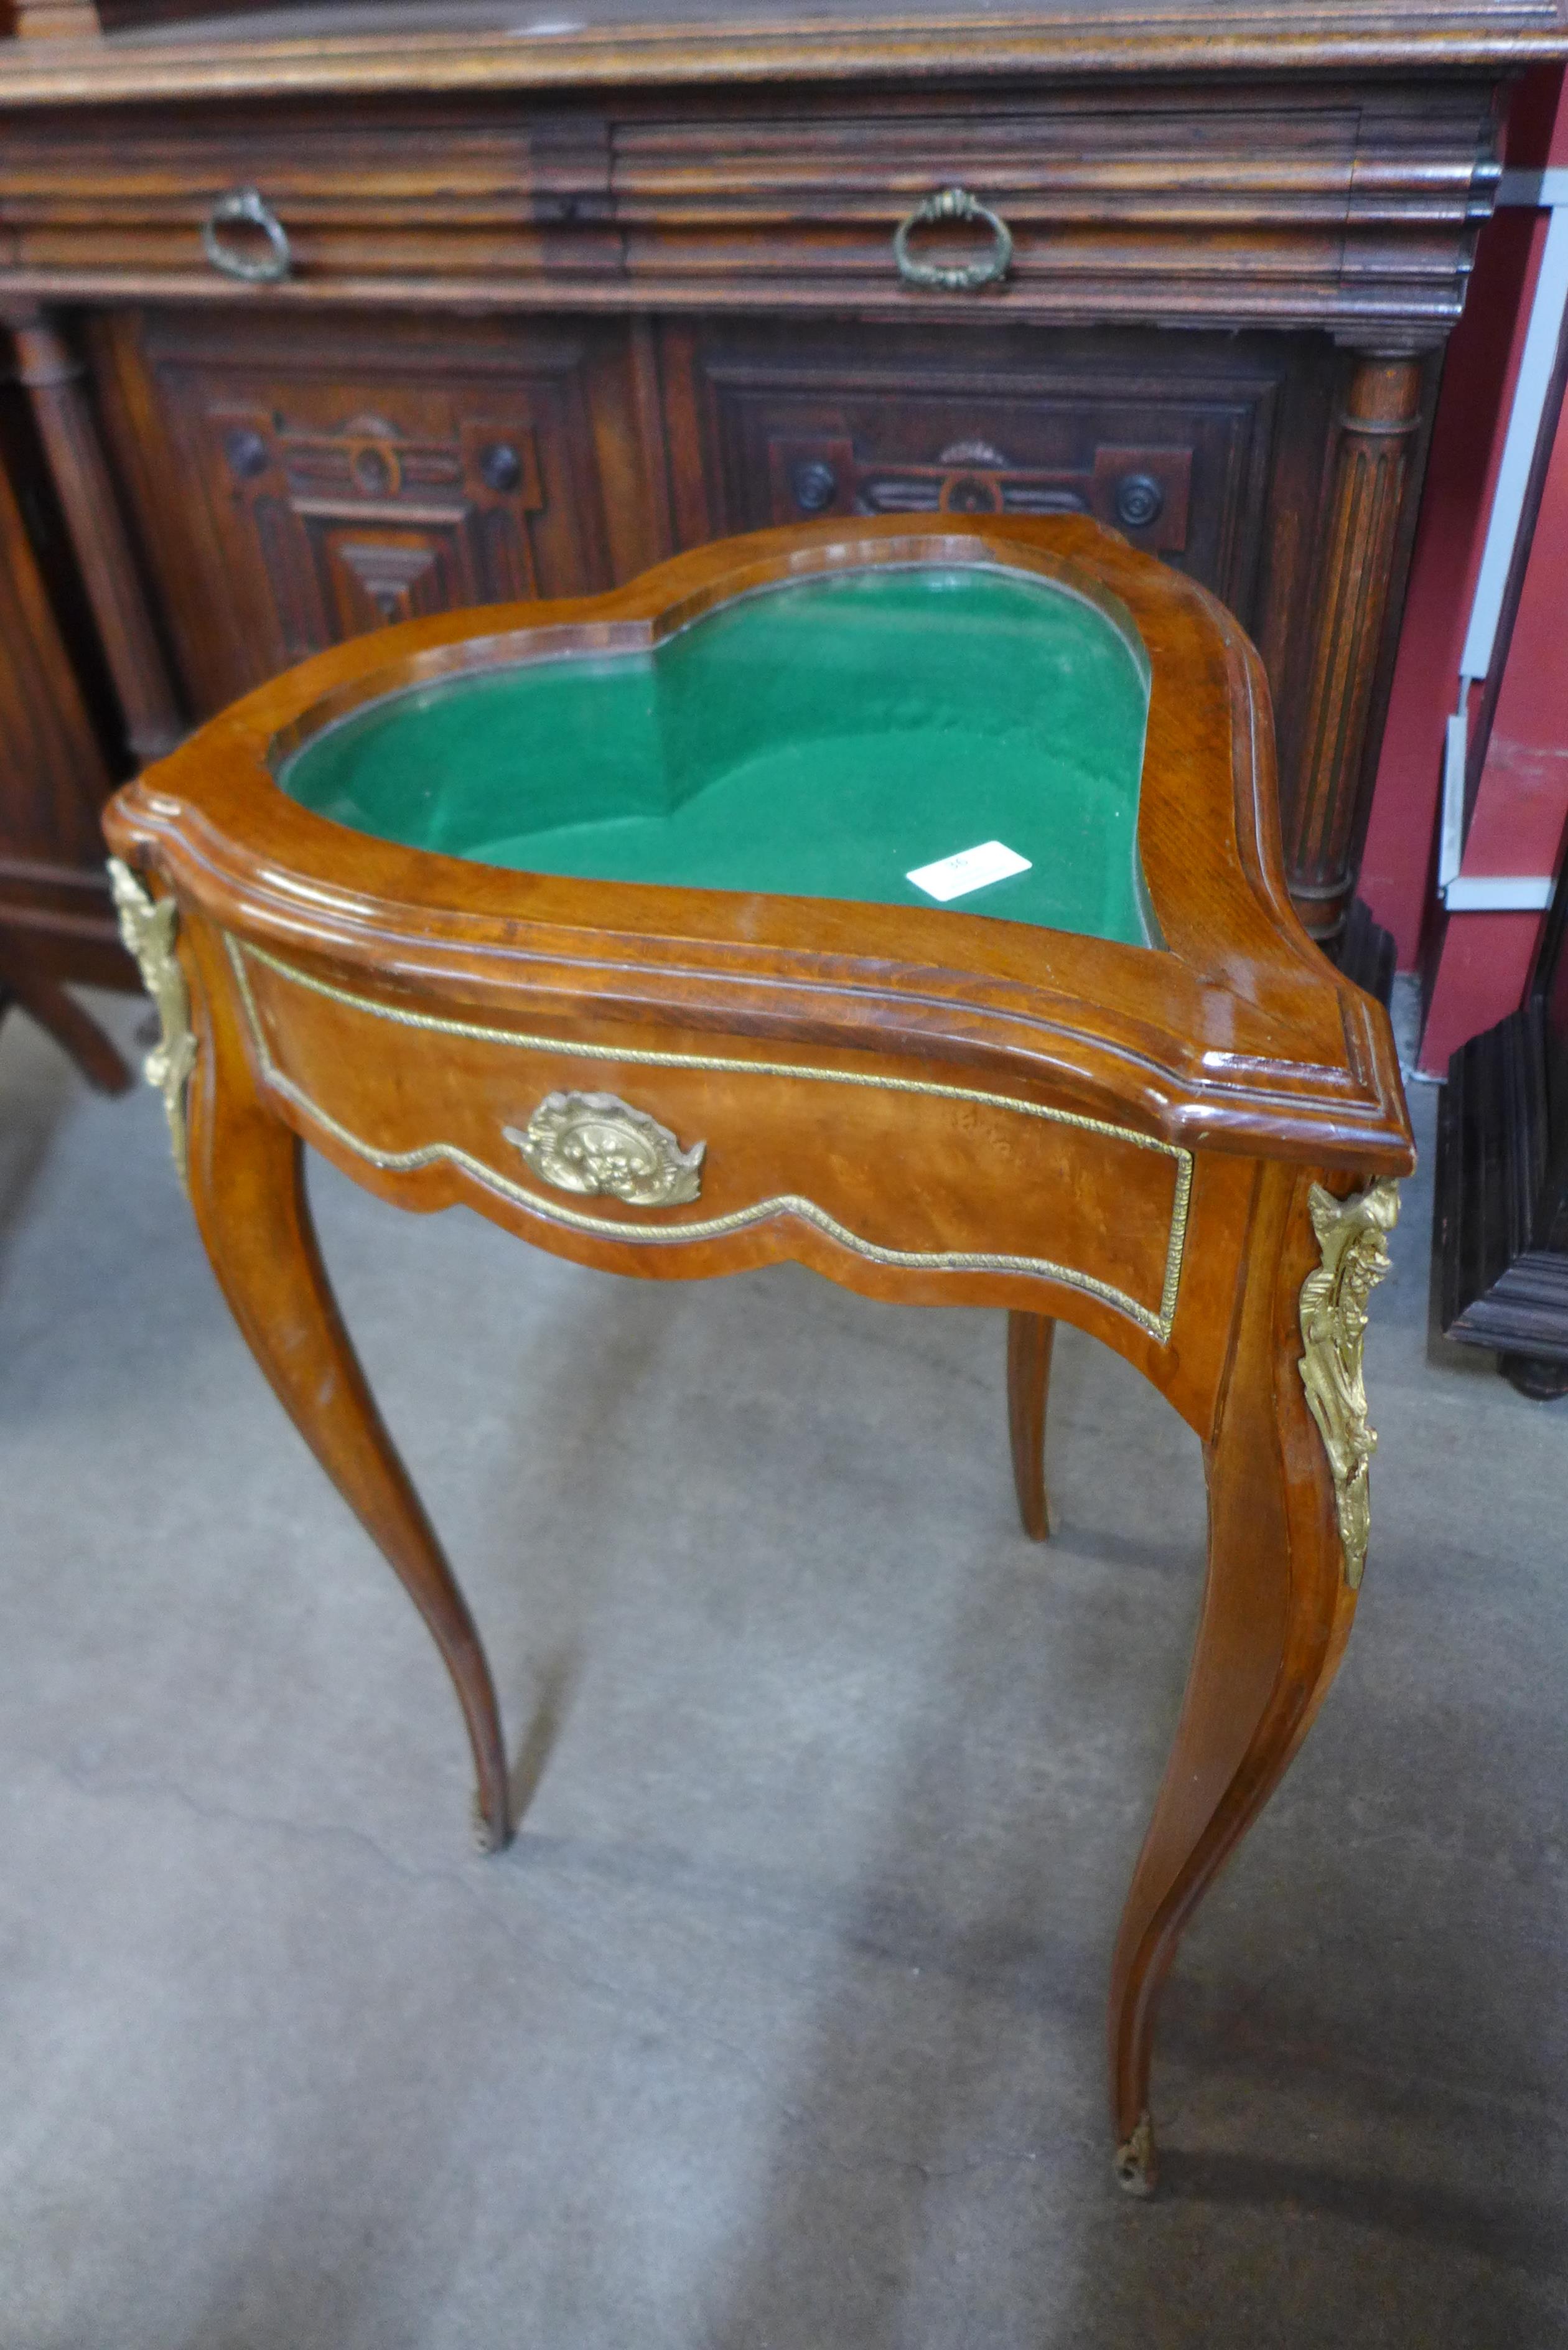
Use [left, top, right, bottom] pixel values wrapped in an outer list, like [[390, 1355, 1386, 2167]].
[[180, 909, 512, 1852], [1006, 1311, 1055, 1542], [1107, 1163, 1375, 2193]]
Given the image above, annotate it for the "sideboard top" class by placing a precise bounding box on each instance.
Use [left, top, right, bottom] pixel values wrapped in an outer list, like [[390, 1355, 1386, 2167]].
[[0, 0, 1561, 105]]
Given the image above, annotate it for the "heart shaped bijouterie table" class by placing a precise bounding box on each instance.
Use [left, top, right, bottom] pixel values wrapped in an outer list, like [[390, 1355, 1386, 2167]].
[[105, 514, 1412, 2193]]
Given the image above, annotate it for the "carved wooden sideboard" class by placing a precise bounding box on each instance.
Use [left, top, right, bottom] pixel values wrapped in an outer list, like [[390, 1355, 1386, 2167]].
[[0, 0, 1562, 987]]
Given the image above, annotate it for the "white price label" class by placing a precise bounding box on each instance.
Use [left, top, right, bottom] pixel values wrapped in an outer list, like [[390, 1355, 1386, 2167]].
[[906, 840, 1032, 903]]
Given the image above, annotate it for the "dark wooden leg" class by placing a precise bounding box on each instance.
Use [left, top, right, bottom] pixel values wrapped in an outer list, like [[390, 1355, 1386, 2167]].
[[4, 308, 184, 766], [1498, 1351, 1568, 1400], [1437, 998, 1568, 1390], [184, 919, 511, 1851], [1108, 1164, 1357, 2191], [0, 935, 131, 1092], [1006, 1310, 1055, 1542]]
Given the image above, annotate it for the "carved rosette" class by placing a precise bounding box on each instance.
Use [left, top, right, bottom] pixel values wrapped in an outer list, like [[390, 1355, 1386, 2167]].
[[1297, 1177, 1401, 1591], [107, 857, 197, 1185], [505, 1090, 704, 1207]]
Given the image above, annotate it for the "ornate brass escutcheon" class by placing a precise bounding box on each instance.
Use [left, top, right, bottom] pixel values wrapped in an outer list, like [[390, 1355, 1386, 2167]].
[[1297, 1177, 1401, 1590], [505, 1090, 704, 1207], [107, 858, 197, 1186]]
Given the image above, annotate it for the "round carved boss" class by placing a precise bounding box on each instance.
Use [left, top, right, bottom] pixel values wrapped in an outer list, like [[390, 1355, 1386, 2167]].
[[223, 426, 269, 481], [1114, 473, 1165, 531], [791, 459, 839, 513], [479, 441, 525, 494], [503, 1091, 706, 1207]]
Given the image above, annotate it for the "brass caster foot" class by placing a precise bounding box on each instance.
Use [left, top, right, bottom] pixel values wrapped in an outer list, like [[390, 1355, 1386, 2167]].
[[470, 1794, 511, 1856], [1114, 2113, 1157, 2198]]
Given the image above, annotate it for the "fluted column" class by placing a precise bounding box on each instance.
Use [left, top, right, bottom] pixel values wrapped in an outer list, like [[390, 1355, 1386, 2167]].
[[1287, 353, 1426, 944], [5, 308, 182, 764]]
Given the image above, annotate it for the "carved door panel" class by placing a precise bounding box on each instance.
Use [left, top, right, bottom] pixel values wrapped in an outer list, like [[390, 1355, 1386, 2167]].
[[91, 309, 653, 717], [659, 319, 1332, 671]]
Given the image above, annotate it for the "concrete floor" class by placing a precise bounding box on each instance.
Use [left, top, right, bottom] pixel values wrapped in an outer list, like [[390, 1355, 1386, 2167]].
[[1, 990, 1566, 2349]]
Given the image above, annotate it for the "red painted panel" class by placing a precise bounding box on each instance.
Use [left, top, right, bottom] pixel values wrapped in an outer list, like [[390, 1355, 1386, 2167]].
[[1421, 911, 1549, 1070], [1465, 375, 1568, 879], [1417, 332, 1568, 1069], [1360, 64, 1568, 975], [1357, 207, 1545, 965]]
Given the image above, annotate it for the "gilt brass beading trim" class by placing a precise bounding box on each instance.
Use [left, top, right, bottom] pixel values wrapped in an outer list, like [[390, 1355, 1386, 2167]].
[[224, 934, 1192, 1341], [1297, 1176, 1400, 1591], [108, 858, 197, 1185]]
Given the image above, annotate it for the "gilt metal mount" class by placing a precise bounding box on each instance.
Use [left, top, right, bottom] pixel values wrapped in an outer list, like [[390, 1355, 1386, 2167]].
[[505, 1090, 704, 1207], [1114, 2111, 1157, 2198], [108, 857, 197, 1186], [1297, 1177, 1401, 1590]]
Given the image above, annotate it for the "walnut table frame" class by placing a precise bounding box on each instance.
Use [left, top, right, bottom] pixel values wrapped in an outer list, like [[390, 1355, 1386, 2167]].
[[103, 513, 1414, 2193]]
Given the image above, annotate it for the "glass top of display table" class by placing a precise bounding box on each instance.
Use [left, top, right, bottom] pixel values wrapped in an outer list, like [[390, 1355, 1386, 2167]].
[[277, 561, 1156, 948]]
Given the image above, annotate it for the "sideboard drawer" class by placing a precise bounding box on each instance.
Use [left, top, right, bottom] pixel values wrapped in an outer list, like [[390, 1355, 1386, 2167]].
[[614, 98, 1355, 311], [610, 84, 1493, 324], [0, 107, 617, 286], [228, 935, 1191, 1342], [0, 81, 1490, 324]]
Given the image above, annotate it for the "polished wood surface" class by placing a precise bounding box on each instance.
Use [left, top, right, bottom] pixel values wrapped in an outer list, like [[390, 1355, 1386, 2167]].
[[1, 0, 1561, 978], [0, 0, 1561, 91], [1107, 1153, 1358, 2178], [105, 512, 1415, 2188], [183, 915, 513, 1844]]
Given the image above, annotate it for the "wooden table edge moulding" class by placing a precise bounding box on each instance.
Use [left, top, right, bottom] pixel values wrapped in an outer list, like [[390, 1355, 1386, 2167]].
[[0, 0, 1561, 91], [102, 512, 1414, 2195]]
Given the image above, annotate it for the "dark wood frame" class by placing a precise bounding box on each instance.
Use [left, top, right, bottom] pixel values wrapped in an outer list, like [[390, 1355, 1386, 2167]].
[[1437, 837, 1568, 1395], [106, 511, 1414, 2191]]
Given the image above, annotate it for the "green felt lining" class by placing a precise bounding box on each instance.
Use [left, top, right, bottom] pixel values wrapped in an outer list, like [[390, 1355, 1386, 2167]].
[[276, 562, 1157, 947]]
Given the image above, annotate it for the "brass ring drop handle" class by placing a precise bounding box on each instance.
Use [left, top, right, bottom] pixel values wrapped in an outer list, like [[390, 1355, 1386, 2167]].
[[202, 187, 292, 285], [892, 186, 1014, 292]]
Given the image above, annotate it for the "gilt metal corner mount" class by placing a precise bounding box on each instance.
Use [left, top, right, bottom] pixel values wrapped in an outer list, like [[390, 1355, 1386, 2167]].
[[108, 857, 197, 1185], [1298, 1176, 1401, 1591]]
